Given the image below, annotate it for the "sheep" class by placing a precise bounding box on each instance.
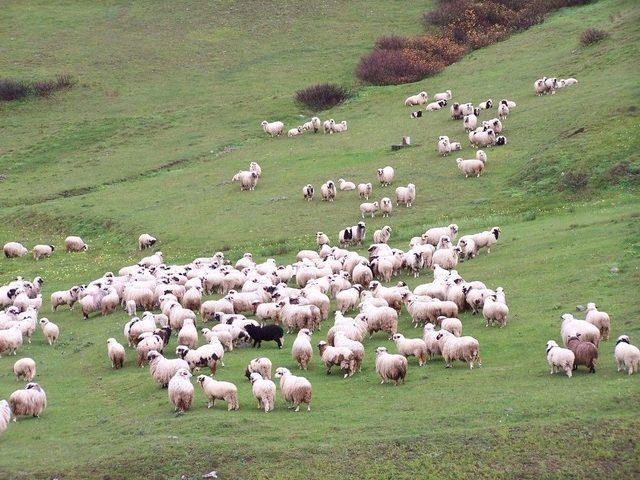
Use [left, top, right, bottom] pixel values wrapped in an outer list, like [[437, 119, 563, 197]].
[[9, 383, 47, 420], [316, 232, 329, 248], [478, 99, 493, 110], [147, 350, 190, 388], [182, 286, 203, 312], [138, 234, 157, 250], [249, 372, 276, 412], [470, 227, 501, 254], [261, 120, 284, 137], [32, 244, 55, 260], [463, 114, 478, 132], [380, 197, 393, 217], [276, 301, 321, 333], [614, 335, 640, 375], [244, 324, 284, 349], [360, 201, 379, 218], [585, 303, 610, 340], [395, 183, 415, 207], [483, 295, 509, 327], [352, 261, 373, 289], [176, 343, 222, 374], [482, 118, 503, 134], [245, 357, 272, 380], [201, 328, 234, 352], [323, 119, 335, 134], [3, 242, 28, 258], [558, 78, 578, 87], [546, 340, 575, 377], [107, 338, 125, 369], [302, 117, 321, 133], [434, 90, 452, 101], [302, 184, 315, 201], [357, 182, 372, 200], [426, 100, 447, 111], [339, 222, 366, 246], [177, 318, 198, 349], [560, 313, 601, 349], [13, 292, 42, 313], [375, 347, 407, 385], [64, 236, 88, 252], [404, 91, 428, 106], [450, 103, 463, 119], [435, 330, 481, 369], [249, 161, 262, 178], [136, 334, 165, 367], [373, 226, 392, 244], [321, 181, 337, 201], [13, 357, 36, 382], [498, 103, 509, 119], [100, 287, 120, 316], [392, 333, 427, 366], [168, 368, 194, 413], [274, 367, 312, 412], [197, 375, 239, 411], [288, 126, 304, 137], [338, 179, 356, 191], [438, 138, 451, 156], [317, 341, 356, 378], [566, 334, 598, 373], [361, 303, 398, 338], [437, 316, 462, 337], [423, 224, 458, 246], [335, 285, 362, 313], [456, 158, 485, 178], [333, 332, 365, 372], [167, 303, 196, 330], [125, 299, 137, 316], [200, 298, 234, 321], [432, 237, 459, 270], [423, 323, 442, 359], [460, 103, 474, 116], [377, 166, 395, 186], [254, 301, 278, 322], [291, 328, 313, 370], [0, 327, 23, 356], [469, 128, 496, 148], [494, 135, 507, 146], [0, 400, 9, 434], [232, 170, 258, 191], [332, 120, 348, 133], [500, 99, 516, 108]]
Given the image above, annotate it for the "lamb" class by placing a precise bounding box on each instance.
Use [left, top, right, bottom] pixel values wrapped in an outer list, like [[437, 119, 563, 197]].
[[450, 103, 463, 119], [375, 347, 407, 385], [404, 91, 428, 106], [176, 344, 221, 375], [32, 244, 55, 260], [422, 224, 458, 246], [426, 100, 447, 111], [395, 183, 415, 207], [168, 368, 194, 413], [107, 338, 125, 369], [126, 299, 137, 316], [560, 313, 601, 348], [316, 232, 329, 248], [64, 236, 88, 252], [13, 357, 36, 381], [197, 375, 239, 411], [303, 117, 321, 133], [373, 226, 392, 244], [138, 234, 157, 250], [456, 158, 485, 178], [244, 324, 284, 349], [434, 90, 452, 101], [483, 295, 509, 327], [333, 332, 365, 372], [274, 367, 312, 412], [321, 180, 337, 201], [245, 357, 272, 380], [232, 170, 258, 191], [585, 303, 610, 340], [392, 333, 427, 366], [478, 99, 493, 110], [288, 126, 304, 137], [380, 197, 393, 217], [470, 227, 501, 254], [566, 334, 598, 373], [332, 120, 348, 133], [249, 372, 276, 412], [545, 340, 575, 377], [435, 330, 481, 369], [177, 318, 198, 349], [357, 182, 373, 200], [317, 341, 356, 377], [261, 120, 284, 137], [0, 327, 23, 356], [9, 383, 47, 419], [469, 128, 496, 148], [377, 166, 395, 186], [500, 99, 516, 108], [614, 335, 640, 375], [302, 184, 314, 201], [360, 201, 379, 218], [249, 161, 262, 177], [3, 242, 28, 258], [498, 103, 509, 119], [49, 286, 80, 311], [338, 179, 356, 191], [0, 400, 9, 434], [437, 316, 462, 337]]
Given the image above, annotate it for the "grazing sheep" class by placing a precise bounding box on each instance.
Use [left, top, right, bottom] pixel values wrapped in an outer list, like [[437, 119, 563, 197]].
[[426, 100, 447, 111], [380, 197, 393, 217], [232, 170, 258, 191], [375, 346, 408, 385], [585, 303, 610, 340], [395, 183, 415, 207], [168, 368, 194, 413], [148, 350, 190, 388], [32, 244, 55, 260], [136, 333, 165, 367], [249, 372, 276, 412], [566, 334, 598, 373], [614, 335, 640, 375], [335, 285, 362, 313], [392, 333, 427, 366], [478, 99, 493, 110], [0, 400, 10, 434], [482, 118, 503, 134], [197, 375, 239, 411], [288, 126, 304, 137], [176, 343, 222, 374], [138, 234, 157, 250], [361, 303, 398, 338], [456, 158, 485, 178], [64, 236, 88, 252], [377, 166, 395, 186], [434, 90, 452, 101], [100, 287, 120, 316], [3, 242, 28, 258], [274, 367, 312, 412], [261, 120, 284, 137], [546, 340, 575, 377], [435, 330, 481, 369], [498, 103, 509, 119], [483, 295, 509, 327], [200, 299, 234, 321], [291, 329, 313, 370], [437, 316, 462, 337], [318, 341, 356, 378], [245, 357, 272, 380], [405, 91, 428, 106], [107, 338, 125, 369], [352, 261, 374, 289], [463, 114, 478, 132], [321, 181, 337, 201], [13, 357, 36, 382], [357, 182, 373, 200], [9, 383, 47, 420], [182, 286, 203, 312], [560, 314, 601, 349], [299, 185, 315, 202], [360, 201, 379, 218], [332, 120, 348, 133], [373, 226, 392, 244], [0, 327, 23, 356], [423, 224, 458, 246]]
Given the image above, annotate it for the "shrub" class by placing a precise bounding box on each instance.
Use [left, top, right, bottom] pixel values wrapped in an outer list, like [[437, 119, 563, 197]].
[[580, 28, 609, 46], [0, 79, 29, 101], [0, 74, 75, 101], [295, 83, 351, 111], [32, 80, 56, 96], [559, 171, 588, 191]]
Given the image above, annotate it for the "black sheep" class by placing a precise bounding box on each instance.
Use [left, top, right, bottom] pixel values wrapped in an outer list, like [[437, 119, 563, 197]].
[[244, 324, 284, 349]]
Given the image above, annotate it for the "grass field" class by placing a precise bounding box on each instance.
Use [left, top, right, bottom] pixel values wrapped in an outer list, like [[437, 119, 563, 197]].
[[1, 0, 639, 479]]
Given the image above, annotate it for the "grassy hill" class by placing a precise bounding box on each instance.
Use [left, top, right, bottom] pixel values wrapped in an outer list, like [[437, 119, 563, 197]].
[[1, 0, 639, 479]]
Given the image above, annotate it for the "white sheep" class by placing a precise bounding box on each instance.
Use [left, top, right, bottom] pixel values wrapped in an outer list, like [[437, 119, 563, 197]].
[[357, 182, 373, 200], [469, 128, 496, 148], [50, 286, 82, 312], [292, 329, 313, 370], [470, 227, 501, 254], [373, 226, 392, 244], [437, 316, 462, 337], [274, 367, 312, 412], [423, 323, 442, 359], [332, 120, 348, 133], [177, 318, 198, 349], [39, 318, 59, 345], [560, 313, 601, 349], [500, 99, 516, 108], [422, 224, 458, 246], [435, 330, 481, 369], [107, 338, 125, 369], [375, 346, 408, 385], [261, 120, 284, 137], [249, 372, 276, 412], [64, 236, 88, 252], [0, 400, 10, 434], [249, 161, 262, 177], [434, 90, 452, 101], [380, 197, 393, 217], [32, 244, 55, 260], [288, 126, 304, 137], [317, 341, 356, 378], [546, 340, 575, 377], [482, 295, 508, 327], [245, 357, 272, 380], [463, 114, 478, 131], [197, 375, 239, 410], [232, 170, 258, 191], [478, 99, 493, 110], [376, 166, 395, 186], [338, 179, 355, 191], [3, 242, 28, 258], [0, 327, 23, 356], [9, 383, 47, 419], [426, 100, 447, 111], [138, 234, 157, 250], [404, 91, 428, 106], [392, 333, 427, 366], [302, 184, 315, 201], [148, 350, 190, 388], [13, 357, 36, 381], [498, 103, 509, 119], [585, 302, 610, 340], [438, 138, 451, 156], [359, 201, 379, 218], [333, 331, 365, 372], [483, 118, 503, 134], [395, 183, 415, 207], [614, 335, 640, 375], [323, 119, 335, 134], [321, 181, 337, 201], [168, 368, 194, 413]]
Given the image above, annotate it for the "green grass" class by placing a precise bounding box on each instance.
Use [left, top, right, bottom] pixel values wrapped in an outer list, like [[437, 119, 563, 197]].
[[1, 0, 639, 479]]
